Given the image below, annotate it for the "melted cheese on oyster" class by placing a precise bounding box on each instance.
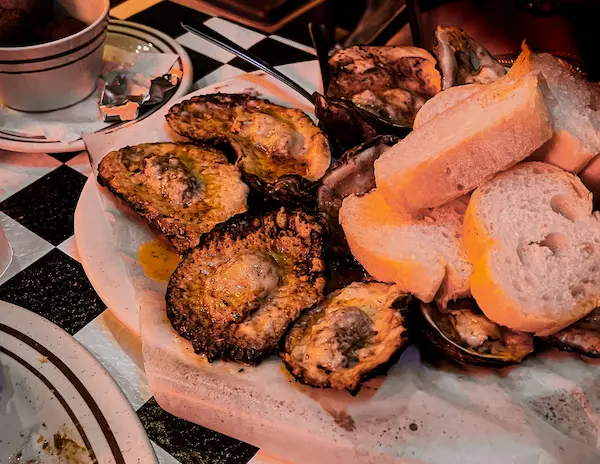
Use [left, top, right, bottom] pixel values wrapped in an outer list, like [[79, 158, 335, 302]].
[[142, 155, 204, 206], [282, 282, 410, 392], [232, 112, 306, 161], [299, 306, 374, 372], [203, 251, 280, 324]]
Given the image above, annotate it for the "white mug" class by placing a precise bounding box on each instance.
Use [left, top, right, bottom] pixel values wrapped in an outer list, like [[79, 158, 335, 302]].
[[0, 223, 13, 279]]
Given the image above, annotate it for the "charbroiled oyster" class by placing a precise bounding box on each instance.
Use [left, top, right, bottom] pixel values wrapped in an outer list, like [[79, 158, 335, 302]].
[[281, 282, 411, 393], [433, 26, 507, 90], [166, 208, 327, 365], [419, 300, 534, 367], [318, 135, 398, 255], [97, 143, 249, 252], [543, 308, 600, 358], [327, 46, 441, 127], [166, 94, 331, 203]]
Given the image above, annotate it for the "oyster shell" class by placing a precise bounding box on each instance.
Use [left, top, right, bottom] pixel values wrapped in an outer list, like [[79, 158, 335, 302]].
[[542, 308, 600, 358], [433, 26, 507, 90], [281, 282, 412, 393], [97, 142, 249, 253], [328, 46, 441, 126], [166, 208, 327, 365], [313, 93, 409, 154], [418, 300, 534, 367], [166, 93, 331, 203], [318, 135, 399, 255]]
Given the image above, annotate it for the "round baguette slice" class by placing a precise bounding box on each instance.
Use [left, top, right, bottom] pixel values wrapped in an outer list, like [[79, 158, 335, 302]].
[[340, 189, 472, 308], [464, 162, 600, 336]]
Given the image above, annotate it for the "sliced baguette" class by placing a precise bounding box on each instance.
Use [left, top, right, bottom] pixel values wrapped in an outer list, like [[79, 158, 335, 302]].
[[527, 130, 594, 174], [413, 84, 484, 129], [339, 189, 472, 308], [464, 162, 600, 336], [375, 73, 553, 214]]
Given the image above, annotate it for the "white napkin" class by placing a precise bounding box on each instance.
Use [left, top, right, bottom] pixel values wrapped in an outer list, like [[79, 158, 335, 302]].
[[0, 45, 179, 144]]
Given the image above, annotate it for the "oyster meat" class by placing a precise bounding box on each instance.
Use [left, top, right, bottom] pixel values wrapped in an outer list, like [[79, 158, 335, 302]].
[[166, 208, 327, 365], [543, 308, 600, 358], [327, 46, 441, 127], [433, 26, 507, 90], [166, 93, 331, 202], [318, 135, 398, 255], [97, 143, 249, 252], [281, 282, 411, 393], [419, 300, 534, 367]]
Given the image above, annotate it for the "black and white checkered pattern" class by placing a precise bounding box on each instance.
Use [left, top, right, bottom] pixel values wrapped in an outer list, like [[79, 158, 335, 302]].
[[0, 0, 321, 462]]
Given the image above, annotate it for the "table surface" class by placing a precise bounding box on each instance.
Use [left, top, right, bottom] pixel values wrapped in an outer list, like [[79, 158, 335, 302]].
[[0, 1, 319, 463]]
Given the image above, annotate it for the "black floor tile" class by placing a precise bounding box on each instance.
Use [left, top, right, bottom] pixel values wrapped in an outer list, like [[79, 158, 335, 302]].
[[0, 249, 106, 335], [137, 397, 258, 464], [184, 46, 224, 82], [129, 1, 211, 39], [0, 165, 86, 246], [47, 152, 81, 163], [229, 37, 315, 72]]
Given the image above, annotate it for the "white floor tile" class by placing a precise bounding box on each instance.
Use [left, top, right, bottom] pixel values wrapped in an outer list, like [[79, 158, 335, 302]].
[[177, 32, 236, 63], [74, 310, 153, 410], [152, 442, 181, 464], [205, 17, 265, 49], [66, 152, 93, 177], [0, 151, 61, 202], [57, 236, 80, 263], [192, 64, 245, 90], [0, 212, 53, 285], [270, 35, 316, 56]]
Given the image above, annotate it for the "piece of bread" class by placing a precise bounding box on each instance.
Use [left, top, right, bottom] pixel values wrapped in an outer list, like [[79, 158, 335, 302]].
[[580, 154, 600, 203], [413, 84, 484, 129], [374, 73, 553, 214], [510, 44, 600, 166], [464, 162, 600, 336], [527, 130, 594, 174], [339, 189, 472, 308]]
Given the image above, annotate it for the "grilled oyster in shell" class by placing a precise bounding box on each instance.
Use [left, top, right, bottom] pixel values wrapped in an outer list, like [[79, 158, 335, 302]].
[[97, 143, 249, 253], [433, 26, 507, 90], [419, 300, 534, 367], [543, 308, 600, 358], [281, 282, 412, 393], [318, 135, 399, 255], [327, 46, 441, 127], [166, 94, 331, 202], [166, 208, 327, 365]]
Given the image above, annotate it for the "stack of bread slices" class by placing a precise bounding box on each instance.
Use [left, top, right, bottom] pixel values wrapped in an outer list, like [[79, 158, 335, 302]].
[[340, 44, 600, 337]]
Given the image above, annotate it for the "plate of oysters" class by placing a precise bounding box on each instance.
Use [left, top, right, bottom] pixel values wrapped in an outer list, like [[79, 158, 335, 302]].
[[76, 26, 600, 464]]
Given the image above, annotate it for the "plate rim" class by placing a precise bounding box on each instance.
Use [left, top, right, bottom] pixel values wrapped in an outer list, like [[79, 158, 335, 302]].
[[0, 300, 157, 463], [0, 19, 193, 154]]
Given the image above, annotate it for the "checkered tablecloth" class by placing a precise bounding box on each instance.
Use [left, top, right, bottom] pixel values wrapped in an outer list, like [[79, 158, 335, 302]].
[[0, 1, 320, 462]]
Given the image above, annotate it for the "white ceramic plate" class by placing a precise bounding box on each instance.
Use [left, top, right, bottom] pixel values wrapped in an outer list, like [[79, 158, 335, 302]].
[[0, 20, 193, 154], [75, 61, 320, 336], [0, 301, 157, 463]]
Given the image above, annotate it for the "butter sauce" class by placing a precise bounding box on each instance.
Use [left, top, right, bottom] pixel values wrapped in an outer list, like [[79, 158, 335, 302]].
[[137, 239, 181, 282]]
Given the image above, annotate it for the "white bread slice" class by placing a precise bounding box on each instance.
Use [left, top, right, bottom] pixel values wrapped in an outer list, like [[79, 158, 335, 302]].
[[374, 73, 553, 214], [413, 84, 484, 129], [527, 130, 594, 174], [464, 162, 600, 336], [580, 154, 600, 199], [339, 189, 472, 308], [509, 44, 600, 158]]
